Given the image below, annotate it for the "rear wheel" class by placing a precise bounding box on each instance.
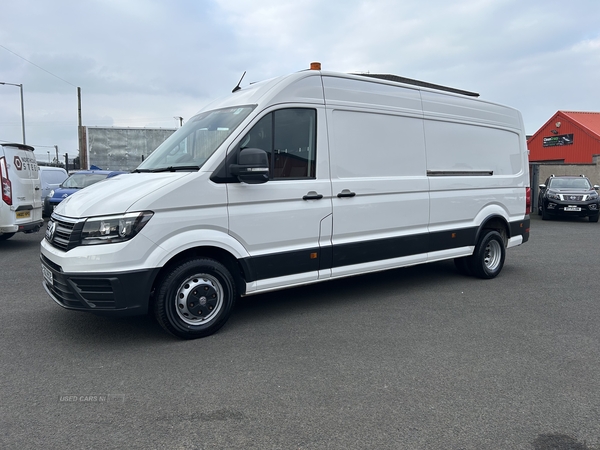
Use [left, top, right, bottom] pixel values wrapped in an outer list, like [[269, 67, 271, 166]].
[[0, 233, 15, 241], [467, 230, 505, 279], [154, 258, 237, 339]]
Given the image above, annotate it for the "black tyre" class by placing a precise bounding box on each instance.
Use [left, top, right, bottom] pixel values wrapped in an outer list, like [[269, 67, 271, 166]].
[[0, 233, 15, 241], [467, 230, 505, 279], [454, 257, 472, 276], [590, 214, 599, 223], [537, 204, 542, 216], [154, 258, 237, 339], [541, 206, 550, 221]]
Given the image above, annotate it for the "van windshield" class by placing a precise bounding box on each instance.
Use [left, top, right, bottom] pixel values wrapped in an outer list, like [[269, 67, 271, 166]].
[[136, 106, 255, 172]]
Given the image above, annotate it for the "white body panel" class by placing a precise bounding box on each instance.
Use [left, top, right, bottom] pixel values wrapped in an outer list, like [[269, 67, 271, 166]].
[[324, 78, 431, 278]]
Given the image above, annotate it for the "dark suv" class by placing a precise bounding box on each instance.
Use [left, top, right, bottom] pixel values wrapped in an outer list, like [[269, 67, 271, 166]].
[[538, 175, 600, 222]]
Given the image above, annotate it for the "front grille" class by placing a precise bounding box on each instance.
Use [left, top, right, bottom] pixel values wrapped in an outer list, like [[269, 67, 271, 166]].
[[564, 195, 584, 202], [46, 214, 85, 251]]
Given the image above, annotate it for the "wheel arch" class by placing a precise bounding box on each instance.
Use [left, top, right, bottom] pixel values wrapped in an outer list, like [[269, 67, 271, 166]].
[[149, 245, 249, 312], [476, 214, 510, 247]]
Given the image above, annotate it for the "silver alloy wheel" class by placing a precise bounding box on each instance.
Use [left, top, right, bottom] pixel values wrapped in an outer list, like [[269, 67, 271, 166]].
[[175, 274, 224, 325], [483, 239, 503, 271]]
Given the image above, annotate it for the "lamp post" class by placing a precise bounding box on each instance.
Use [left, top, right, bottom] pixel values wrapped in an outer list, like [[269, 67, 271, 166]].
[[0, 81, 26, 144]]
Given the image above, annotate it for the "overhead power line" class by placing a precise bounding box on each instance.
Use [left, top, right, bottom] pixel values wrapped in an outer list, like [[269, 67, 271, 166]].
[[0, 44, 77, 87]]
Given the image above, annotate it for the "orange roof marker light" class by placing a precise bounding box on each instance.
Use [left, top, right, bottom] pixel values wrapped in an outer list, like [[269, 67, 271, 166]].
[[310, 62, 321, 70]]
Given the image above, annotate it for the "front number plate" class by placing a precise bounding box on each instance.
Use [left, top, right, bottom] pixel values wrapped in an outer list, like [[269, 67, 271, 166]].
[[564, 206, 581, 212], [16, 211, 30, 219], [42, 264, 53, 285]]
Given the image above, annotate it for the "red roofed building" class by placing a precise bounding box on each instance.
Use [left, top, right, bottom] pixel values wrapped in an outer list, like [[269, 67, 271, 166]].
[[528, 111, 600, 164]]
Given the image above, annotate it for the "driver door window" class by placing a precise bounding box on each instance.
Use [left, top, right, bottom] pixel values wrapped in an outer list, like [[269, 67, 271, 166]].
[[240, 108, 316, 179]]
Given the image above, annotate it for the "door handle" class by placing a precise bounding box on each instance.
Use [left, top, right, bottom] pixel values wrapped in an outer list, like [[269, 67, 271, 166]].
[[337, 189, 356, 198], [303, 191, 323, 200]]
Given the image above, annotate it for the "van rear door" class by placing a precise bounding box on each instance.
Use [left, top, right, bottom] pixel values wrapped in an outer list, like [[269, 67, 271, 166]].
[[0, 143, 43, 224]]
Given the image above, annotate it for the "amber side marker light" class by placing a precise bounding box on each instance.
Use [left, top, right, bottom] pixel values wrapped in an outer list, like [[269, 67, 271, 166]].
[[310, 62, 321, 70]]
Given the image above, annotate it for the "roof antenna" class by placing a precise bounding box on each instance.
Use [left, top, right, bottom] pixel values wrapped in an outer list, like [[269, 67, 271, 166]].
[[232, 71, 246, 93]]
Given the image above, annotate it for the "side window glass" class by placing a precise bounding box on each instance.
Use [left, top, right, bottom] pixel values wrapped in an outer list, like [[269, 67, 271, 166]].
[[241, 114, 273, 162], [272, 109, 316, 179], [239, 108, 316, 180]]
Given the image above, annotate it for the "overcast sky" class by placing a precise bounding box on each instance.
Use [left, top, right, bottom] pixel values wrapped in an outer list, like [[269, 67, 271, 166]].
[[1, 0, 599, 163]]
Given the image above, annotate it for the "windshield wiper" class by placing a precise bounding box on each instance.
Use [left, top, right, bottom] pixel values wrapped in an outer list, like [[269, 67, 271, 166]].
[[132, 168, 152, 173], [150, 165, 201, 173]]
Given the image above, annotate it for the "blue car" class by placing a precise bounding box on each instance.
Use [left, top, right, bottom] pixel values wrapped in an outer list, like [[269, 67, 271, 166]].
[[44, 170, 127, 216]]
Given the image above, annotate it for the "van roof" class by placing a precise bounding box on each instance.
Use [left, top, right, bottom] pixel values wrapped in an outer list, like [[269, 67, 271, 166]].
[[352, 73, 480, 97], [1, 143, 35, 151], [196, 69, 517, 130]]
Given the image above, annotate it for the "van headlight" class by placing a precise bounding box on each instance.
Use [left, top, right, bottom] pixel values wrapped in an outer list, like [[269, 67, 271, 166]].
[[80, 211, 153, 245]]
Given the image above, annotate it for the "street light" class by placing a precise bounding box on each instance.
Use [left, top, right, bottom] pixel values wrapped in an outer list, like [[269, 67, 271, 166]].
[[0, 81, 26, 144]]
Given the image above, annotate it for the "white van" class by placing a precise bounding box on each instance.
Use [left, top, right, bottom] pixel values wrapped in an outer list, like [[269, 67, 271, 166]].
[[41, 65, 531, 339], [1, 143, 44, 240], [39, 166, 68, 214]]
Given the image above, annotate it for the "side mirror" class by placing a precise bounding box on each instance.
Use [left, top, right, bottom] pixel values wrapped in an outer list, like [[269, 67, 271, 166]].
[[230, 148, 269, 184], [594, 185, 599, 191], [538, 184, 546, 190]]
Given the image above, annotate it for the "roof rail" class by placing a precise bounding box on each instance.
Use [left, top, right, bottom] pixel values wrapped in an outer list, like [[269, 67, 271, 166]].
[[352, 73, 480, 97]]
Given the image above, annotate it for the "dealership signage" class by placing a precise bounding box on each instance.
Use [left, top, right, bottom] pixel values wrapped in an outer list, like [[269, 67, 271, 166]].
[[543, 134, 574, 147]]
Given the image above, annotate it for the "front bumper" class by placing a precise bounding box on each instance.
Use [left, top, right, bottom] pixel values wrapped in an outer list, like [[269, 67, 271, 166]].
[[41, 254, 160, 317], [543, 199, 600, 217]]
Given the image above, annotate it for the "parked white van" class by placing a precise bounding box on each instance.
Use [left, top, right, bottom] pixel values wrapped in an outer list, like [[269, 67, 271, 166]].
[[41, 64, 531, 339], [1, 143, 44, 240], [38, 165, 68, 216]]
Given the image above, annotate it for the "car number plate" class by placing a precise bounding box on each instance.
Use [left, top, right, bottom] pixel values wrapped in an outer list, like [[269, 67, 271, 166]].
[[42, 264, 53, 285], [564, 206, 581, 212], [16, 210, 30, 219]]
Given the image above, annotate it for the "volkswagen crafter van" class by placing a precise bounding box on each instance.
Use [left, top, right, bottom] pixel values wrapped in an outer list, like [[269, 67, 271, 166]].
[[1, 143, 43, 240], [41, 64, 531, 339]]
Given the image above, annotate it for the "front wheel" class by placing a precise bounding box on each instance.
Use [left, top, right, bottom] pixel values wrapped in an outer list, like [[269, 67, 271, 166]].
[[467, 230, 506, 279], [541, 206, 550, 220], [590, 214, 599, 223], [154, 258, 237, 339]]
